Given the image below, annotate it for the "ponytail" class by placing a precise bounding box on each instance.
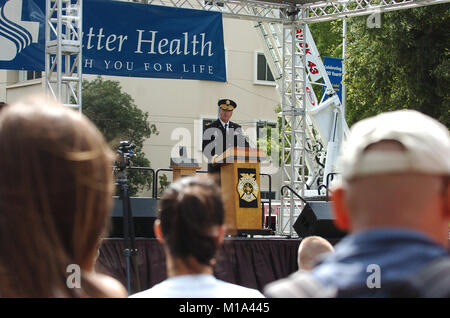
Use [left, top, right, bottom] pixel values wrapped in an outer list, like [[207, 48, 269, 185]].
[[159, 177, 224, 266]]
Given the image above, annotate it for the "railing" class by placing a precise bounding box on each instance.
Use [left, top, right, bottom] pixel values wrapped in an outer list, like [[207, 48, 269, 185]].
[[321, 172, 340, 201], [153, 168, 173, 198], [127, 166, 156, 197], [280, 185, 307, 205]]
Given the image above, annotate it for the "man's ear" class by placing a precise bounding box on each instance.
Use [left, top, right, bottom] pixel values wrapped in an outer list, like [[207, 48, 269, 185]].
[[331, 187, 351, 232], [443, 180, 450, 219], [153, 219, 165, 244]]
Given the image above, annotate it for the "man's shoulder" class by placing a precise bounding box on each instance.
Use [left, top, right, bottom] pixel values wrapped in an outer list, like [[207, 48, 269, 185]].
[[129, 280, 169, 298], [206, 120, 222, 128], [264, 271, 337, 298], [215, 279, 265, 298], [402, 256, 450, 298], [130, 276, 264, 298], [229, 121, 241, 127]]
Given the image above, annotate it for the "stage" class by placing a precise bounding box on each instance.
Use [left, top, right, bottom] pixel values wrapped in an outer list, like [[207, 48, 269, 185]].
[[95, 231, 450, 295], [96, 237, 306, 295]]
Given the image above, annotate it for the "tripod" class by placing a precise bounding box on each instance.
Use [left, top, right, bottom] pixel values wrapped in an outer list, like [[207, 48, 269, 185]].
[[115, 168, 141, 294]]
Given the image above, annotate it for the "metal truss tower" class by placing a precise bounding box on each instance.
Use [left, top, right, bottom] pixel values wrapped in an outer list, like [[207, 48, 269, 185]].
[[45, 0, 82, 112], [279, 17, 307, 236]]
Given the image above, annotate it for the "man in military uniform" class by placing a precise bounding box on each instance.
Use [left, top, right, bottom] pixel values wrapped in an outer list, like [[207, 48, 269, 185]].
[[202, 99, 249, 173]]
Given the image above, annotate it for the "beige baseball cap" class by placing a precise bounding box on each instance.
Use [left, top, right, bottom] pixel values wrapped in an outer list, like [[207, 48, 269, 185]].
[[338, 109, 450, 180]]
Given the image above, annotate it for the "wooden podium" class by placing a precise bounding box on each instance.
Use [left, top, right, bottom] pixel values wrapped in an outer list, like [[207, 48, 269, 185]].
[[214, 147, 267, 236], [170, 164, 200, 181], [170, 147, 200, 181]]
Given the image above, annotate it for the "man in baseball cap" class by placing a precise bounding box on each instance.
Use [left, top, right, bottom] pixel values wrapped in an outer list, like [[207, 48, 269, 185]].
[[265, 109, 450, 297]]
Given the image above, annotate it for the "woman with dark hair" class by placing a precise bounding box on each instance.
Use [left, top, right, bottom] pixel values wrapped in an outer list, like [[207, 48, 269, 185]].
[[0, 96, 127, 297], [131, 176, 264, 298]]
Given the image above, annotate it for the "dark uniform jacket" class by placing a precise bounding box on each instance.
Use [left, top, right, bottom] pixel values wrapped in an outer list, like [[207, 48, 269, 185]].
[[202, 119, 249, 172]]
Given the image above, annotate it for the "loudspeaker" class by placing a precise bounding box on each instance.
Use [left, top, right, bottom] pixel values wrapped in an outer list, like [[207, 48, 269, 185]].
[[293, 201, 346, 239], [109, 197, 158, 238]]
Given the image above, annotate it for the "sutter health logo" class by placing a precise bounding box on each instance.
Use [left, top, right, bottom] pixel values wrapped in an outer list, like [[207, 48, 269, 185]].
[[0, 0, 39, 61]]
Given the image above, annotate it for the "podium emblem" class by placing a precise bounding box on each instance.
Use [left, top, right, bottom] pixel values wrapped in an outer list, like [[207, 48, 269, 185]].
[[237, 171, 259, 207]]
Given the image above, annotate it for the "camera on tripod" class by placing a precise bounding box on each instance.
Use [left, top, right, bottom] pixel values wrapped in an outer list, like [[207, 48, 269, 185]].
[[112, 140, 141, 293], [115, 140, 136, 170]]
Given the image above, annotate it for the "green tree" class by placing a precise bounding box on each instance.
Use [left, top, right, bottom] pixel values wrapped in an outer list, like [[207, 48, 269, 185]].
[[157, 173, 171, 197], [344, 5, 450, 127], [309, 20, 343, 59], [81, 76, 159, 196]]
